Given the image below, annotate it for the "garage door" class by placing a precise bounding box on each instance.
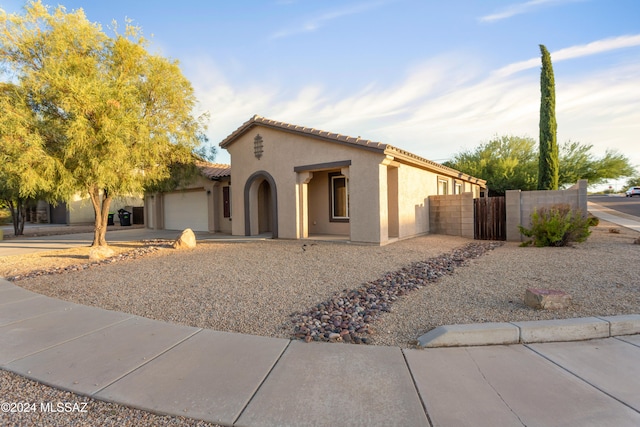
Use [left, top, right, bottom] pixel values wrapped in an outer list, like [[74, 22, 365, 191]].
[[164, 190, 209, 231]]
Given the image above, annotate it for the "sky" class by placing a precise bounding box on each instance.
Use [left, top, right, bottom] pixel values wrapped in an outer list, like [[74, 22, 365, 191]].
[[2, 0, 639, 187]]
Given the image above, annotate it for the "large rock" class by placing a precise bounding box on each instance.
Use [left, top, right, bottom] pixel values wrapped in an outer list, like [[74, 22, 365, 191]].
[[173, 228, 197, 250], [525, 288, 571, 310], [89, 245, 115, 261]]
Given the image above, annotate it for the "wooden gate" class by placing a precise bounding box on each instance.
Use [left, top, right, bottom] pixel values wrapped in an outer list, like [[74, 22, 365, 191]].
[[474, 197, 506, 240]]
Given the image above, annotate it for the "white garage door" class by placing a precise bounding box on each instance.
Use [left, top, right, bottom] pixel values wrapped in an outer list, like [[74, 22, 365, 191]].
[[164, 191, 209, 231]]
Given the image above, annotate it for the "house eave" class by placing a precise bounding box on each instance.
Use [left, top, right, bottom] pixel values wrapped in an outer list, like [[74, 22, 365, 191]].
[[219, 115, 387, 154], [385, 146, 487, 188]]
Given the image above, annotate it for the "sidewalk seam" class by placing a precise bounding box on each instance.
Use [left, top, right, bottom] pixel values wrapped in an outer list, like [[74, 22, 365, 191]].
[[0, 315, 134, 367], [614, 336, 640, 349], [232, 339, 292, 426], [90, 327, 204, 397], [401, 349, 434, 427], [523, 344, 640, 415], [465, 348, 527, 427]]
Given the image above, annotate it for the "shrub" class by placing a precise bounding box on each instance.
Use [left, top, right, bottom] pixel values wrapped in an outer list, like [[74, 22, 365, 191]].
[[587, 214, 599, 227], [519, 204, 591, 247]]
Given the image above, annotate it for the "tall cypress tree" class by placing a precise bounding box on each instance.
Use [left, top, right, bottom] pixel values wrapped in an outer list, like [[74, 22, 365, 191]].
[[538, 44, 559, 190]]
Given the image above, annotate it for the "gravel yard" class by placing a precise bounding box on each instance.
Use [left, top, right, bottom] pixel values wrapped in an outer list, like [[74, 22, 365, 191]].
[[2, 220, 640, 348], [1, 220, 639, 426]]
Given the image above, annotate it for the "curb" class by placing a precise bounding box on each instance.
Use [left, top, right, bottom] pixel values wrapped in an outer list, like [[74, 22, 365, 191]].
[[417, 314, 640, 348]]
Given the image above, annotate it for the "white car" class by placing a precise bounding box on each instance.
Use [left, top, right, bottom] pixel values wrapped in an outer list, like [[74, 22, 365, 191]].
[[626, 187, 640, 197]]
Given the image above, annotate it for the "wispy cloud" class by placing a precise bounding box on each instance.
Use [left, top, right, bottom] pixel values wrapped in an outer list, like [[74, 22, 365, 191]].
[[479, 0, 583, 23], [186, 39, 640, 169], [495, 34, 640, 77], [270, 0, 390, 40]]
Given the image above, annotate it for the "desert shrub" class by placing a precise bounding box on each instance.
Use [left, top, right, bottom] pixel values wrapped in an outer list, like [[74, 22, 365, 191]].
[[587, 214, 599, 227], [519, 204, 591, 247]]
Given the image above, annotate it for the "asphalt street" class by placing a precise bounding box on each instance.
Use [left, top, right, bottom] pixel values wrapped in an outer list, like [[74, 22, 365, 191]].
[[589, 195, 640, 218]]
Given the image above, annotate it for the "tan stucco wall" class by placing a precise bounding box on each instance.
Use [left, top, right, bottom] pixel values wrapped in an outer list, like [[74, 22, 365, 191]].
[[214, 182, 232, 234], [307, 171, 349, 236], [395, 164, 436, 239], [226, 126, 388, 242], [224, 124, 484, 244]]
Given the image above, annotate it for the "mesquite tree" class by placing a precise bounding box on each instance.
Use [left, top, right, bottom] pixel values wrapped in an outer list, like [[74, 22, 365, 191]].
[[538, 44, 559, 190], [0, 1, 206, 246]]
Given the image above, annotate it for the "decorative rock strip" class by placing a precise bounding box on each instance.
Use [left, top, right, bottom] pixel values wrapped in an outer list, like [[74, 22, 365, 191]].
[[291, 241, 503, 344], [6, 241, 173, 282]]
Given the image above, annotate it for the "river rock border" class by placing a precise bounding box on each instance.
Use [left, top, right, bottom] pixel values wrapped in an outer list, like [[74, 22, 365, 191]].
[[6, 240, 173, 282], [290, 241, 504, 344]]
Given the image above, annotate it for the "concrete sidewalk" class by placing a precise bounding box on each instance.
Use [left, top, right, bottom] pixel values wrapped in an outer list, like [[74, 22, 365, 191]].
[[1, 203, 639, 425], [1, 279, 640, 426], [588, 201, 640, 232]]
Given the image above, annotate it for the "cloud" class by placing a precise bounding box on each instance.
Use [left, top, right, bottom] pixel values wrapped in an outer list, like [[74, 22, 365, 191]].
[[479, 0, 583, 23], [270, 0, 391, 40], [187, 41, 640, 169], [495, 34, 640, 77]]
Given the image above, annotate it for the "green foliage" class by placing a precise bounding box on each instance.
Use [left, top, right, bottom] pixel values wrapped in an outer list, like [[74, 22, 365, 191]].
[[443, 135, 538, 196], [560, 141, 635, 187], [0, 208, 11, 225], [586, 214, 599, 227], [518, 205, 592, 247], [624, 170, 640, 189], [0, 1, 207, 245], [538, 44, 559, 190], [445, 138, 635, 196]]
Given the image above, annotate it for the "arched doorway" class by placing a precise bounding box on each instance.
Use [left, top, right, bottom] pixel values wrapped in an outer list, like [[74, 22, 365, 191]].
[[257, 180, 272, 233], [244, 171, 278, 237]]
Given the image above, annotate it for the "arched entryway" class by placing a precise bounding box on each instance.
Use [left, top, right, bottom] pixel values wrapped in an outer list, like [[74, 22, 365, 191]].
[[257, 180, 272, 233], [244, 171, 278, 237]]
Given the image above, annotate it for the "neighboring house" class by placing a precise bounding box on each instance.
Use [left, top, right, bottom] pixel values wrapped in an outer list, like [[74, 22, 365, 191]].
[[150, 115, 486, 244], [145, 163, 231, 233], [33, 195, 144, 225]]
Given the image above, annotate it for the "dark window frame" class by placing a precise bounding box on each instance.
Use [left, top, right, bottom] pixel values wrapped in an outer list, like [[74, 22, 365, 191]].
[[328, 172, 349, 223], [223, 186, 231, 218]]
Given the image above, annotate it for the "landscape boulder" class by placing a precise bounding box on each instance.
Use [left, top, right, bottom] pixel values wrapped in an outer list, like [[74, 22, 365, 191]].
[[173, 228, 196, 250], [525, 288, 572, 310], [89, 246, 115, 261]]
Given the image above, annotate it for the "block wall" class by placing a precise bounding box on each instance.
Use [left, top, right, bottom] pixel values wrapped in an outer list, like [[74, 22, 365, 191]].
[[505, 180, 588, 241], [428, 192, 474, 239]]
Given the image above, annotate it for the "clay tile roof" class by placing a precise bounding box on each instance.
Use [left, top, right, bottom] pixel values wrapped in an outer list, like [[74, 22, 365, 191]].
[[196, 162, 231, 180], [219, 114, 388, 152], [218, 115, 486, 186]]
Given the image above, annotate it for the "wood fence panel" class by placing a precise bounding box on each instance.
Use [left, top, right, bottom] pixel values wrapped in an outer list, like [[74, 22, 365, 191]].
[[474, 197, 506, 240]]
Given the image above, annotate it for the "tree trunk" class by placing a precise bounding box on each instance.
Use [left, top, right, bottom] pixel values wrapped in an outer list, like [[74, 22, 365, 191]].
[[7, 199, 26, 236], [88, 187, 113, 247]]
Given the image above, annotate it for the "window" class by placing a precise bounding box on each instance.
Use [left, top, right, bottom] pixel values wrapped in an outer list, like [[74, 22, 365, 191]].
[[454, 182, 462, 195], [438, 178, 449, 195], [223, 186, 231, 218], [330, 173, 349, 221]]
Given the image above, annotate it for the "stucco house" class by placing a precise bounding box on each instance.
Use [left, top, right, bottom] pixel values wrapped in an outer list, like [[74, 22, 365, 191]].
[[222, 115, 485, 244], [148, 115, 486, 245], [144, 163, 231, 233]]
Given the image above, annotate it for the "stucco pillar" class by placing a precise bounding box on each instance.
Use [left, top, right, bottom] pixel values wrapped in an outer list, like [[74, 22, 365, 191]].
[[577, 179, 588, 217], [505, 189, 522, 242], [210, 182, 220, 233], [380, 164, 390, 244], [296, 172, 313, 238]]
